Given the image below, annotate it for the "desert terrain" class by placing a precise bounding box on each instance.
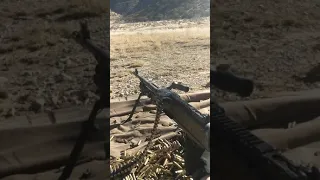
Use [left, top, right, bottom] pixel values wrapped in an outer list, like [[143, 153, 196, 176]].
[[0, 0, 108, 119], [0, 1, 109, 179], [109, 6, 210, 179], [110, 13, 210, 99], [211, 1, 320, 179], [212, 0, 320, 101]]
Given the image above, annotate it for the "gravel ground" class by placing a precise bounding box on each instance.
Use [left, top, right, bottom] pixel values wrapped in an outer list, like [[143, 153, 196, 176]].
[[212, 0, 320, 101], [0, 0, 108, 119], [110, 13, 210, 99]]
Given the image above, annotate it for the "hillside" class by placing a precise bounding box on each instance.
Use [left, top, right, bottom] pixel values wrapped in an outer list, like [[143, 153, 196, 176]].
[[110, 0, 209, 22]]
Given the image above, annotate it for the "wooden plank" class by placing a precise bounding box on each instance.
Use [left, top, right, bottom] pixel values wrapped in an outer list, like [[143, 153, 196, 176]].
[[0, 106, 109, 130]]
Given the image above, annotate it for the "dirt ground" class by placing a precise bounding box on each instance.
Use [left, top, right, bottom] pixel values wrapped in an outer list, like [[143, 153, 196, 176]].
[[109, 11, 210, 179], [212, 1, 320, 179], [110, 12, 210, 99], [212, 0, 320, 101], [0, 0, 108, 119]]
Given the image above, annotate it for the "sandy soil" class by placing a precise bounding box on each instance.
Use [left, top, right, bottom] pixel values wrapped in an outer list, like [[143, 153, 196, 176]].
[[0, 0, 108, 119], [110, 14, 210, 98], [212, 0, 320, 101]]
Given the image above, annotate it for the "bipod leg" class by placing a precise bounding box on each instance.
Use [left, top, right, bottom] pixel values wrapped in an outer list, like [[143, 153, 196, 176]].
[[121, 93, 142, 125], [58, 100, 102, 180]]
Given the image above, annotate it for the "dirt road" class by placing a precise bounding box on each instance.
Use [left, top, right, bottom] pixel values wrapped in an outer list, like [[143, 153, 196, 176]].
[[0, 0, 108, 119], [111, 15, 210, 99]]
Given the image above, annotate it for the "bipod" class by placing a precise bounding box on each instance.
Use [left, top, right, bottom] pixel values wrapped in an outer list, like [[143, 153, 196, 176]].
[[58, 99, 103, 180]]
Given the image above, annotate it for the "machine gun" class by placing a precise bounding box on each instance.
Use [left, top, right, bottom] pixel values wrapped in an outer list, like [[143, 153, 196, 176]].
[[211, 70, 320, 180], [58, 21, 109, 180], [126, 69, 210, 151], [111, 69, 210, 179]]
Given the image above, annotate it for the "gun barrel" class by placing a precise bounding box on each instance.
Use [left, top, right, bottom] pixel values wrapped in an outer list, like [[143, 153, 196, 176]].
[[162, 92, 210, 151], [72, 22, 109, 107], [72, 22, 108, 64], [76, 38, 109, 64], [134, 70, 160, 97]]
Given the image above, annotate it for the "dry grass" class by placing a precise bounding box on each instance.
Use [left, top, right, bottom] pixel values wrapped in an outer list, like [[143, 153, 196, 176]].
[[110, 27, 209, 57], [110, 19, 210, 98]]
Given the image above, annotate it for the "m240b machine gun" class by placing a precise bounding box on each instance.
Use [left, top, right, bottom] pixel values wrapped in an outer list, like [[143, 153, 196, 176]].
[[110, 69, 210, 179], [132, 69, 210, 151], [58, 21, 109, 180], [211, 70, 320, 180]]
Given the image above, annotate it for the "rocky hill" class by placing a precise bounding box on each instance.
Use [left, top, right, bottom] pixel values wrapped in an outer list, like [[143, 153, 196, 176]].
[[110, 0, 209, 22]]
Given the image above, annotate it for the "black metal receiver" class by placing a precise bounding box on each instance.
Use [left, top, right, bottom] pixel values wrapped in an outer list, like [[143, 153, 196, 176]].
[[212, 71, 320, 180], [123, 69, 210, 151], [58, 21, 108, 180], [212, 102, 310, 180]]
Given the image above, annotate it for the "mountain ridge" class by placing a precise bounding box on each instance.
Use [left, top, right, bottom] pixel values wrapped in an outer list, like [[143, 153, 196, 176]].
[[110, 0, 209, 22]]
